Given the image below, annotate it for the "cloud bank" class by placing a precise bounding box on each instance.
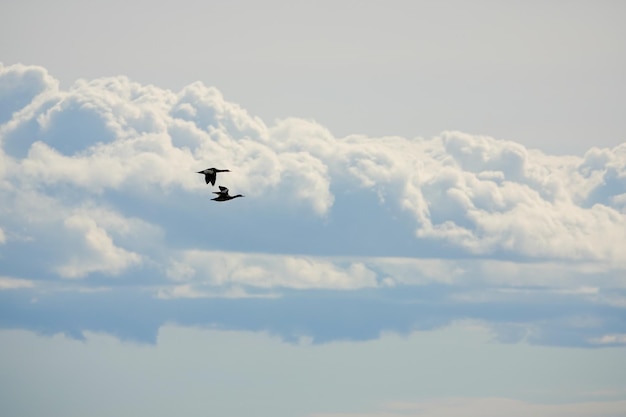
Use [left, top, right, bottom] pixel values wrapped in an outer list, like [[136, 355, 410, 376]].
[[1, 63, 625, 346]]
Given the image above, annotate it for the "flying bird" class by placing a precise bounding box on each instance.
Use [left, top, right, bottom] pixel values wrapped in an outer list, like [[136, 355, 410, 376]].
[[197, 168, 230, 186], [211, 186, 244, 202]]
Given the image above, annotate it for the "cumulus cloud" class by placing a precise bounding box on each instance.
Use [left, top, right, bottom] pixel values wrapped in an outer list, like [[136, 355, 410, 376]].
[[0, 63, 58, 126], [1, 63, 625, 346], [2, 63, 626, 268], [400, 132, 626, 265]]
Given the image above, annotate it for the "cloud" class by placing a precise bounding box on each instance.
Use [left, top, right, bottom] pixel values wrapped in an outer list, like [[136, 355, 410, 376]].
[[2, 274, 624, 347], [1, 63, 625, 346], [0, 63, 58, 126], [56, 212, 142, 278], [399, 132, 626, 265], [2, 63, 626, 264], [590, 334, 626, 346], [0, 276, 34, 290], [171, 250, 378, 290]]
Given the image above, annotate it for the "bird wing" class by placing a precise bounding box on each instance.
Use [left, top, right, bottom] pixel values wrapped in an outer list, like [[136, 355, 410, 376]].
[[218, 186, 228, 193]]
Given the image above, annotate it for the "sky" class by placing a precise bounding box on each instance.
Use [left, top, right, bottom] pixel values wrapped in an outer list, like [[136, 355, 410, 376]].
[[1, 1, 626, 416]]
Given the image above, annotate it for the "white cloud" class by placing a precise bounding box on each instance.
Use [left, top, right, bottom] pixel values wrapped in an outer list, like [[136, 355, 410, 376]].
[[0, 276, 34, 290], [267, 120, 626, 265], [0, 179, 156, 279], [369, 257, 625, 290], [174, 250, 379, 290], [364, 257, 463, 286], [396, 132, 626, 265], [161, 251, 626, 297], [165, 260, 196, 282], [1, 62, 626, 284], [589, 334, 626, 346], [1, 66, 333, 212], [56, 213, 142, 278], [156, 284, 280, 300], [156, 284, 211, 299], [0, 63, 58, 125]]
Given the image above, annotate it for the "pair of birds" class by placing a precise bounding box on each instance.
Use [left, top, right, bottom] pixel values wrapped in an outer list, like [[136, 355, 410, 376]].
[[197, 168, 244, 201]]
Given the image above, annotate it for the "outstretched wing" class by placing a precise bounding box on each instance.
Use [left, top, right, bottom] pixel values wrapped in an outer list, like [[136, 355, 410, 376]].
[[218, 186, 228, 193], [198, 168, 217, 185]]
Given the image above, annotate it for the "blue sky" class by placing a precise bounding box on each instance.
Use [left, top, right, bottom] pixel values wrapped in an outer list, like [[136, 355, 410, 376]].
[[1, 1, 626, 416]]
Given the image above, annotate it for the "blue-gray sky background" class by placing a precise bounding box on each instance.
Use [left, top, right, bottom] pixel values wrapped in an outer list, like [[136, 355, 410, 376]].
[[1, 1, 626, 416]]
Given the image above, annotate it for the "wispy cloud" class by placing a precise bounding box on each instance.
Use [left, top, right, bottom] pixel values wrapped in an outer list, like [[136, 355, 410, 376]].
[[590, 334, 626, 346], [0, 276, 34, 290]]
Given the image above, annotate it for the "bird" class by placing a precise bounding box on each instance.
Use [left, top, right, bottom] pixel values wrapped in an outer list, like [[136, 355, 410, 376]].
[[211, 186, 244, 202], [197, 168, 230, 186]]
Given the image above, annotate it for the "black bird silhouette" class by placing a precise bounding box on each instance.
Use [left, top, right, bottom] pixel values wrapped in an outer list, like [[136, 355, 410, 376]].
[[211, 186, 244, 202], [197, 168, 230, 186]]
